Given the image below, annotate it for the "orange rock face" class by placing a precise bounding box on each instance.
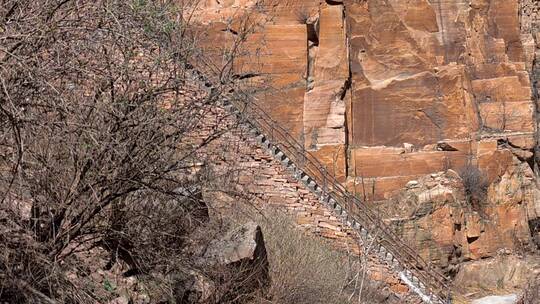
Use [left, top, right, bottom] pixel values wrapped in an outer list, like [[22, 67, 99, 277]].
[[195, 0, 540, 277], [375, 162, 538, 270]]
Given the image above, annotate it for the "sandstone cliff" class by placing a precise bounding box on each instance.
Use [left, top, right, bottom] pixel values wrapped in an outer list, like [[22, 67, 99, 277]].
[[193, 0, 540, 300]]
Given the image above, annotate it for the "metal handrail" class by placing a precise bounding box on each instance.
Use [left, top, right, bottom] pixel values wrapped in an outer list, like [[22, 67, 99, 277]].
[[234, 94, 449, 292], [188, 62, 450, 301]]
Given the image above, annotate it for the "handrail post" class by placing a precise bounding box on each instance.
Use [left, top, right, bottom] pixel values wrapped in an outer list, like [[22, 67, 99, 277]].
[[302, 144, 306, 168]]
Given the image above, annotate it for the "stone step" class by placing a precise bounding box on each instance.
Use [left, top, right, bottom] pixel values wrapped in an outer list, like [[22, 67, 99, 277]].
[[301, 174, 312, 184], [270, 146, 280, 155], [256, 134, 266, 144], [307, 180, 317, 190], [274, 151, 286, 161], [328, 198, 337, 209], [334, 203, 342, 215], [249, 127, 260, 136], [281, 157, 293, 166]]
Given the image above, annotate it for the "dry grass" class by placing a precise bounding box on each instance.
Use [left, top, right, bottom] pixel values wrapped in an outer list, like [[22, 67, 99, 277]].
[[227, 206, 392, 304], [258, 211, 350, 304], [295, 7, 311, 24]]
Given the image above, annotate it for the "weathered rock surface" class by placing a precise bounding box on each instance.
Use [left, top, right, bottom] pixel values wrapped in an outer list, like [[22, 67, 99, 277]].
[[346, 0, 536, 199], [471, 294, 519, 304], [303, 4, 348, 154], [194, 0, 540, 299], [195, 0, 538, 198], [454, 254, 540, 299], [375, 159, 539, 272], [203, 221, 268, 268], [197, 0, 539, 208]]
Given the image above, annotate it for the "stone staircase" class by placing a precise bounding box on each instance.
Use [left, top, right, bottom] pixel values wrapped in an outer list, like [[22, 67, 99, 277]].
[[186, 66, 452, 304]]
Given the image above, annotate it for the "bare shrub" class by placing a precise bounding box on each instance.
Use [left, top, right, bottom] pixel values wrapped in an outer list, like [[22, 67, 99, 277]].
[[0, 0, 259, 302], [260, 211, 348, 304], [295, 7, 311, 24], [458, 165, 489, 211]]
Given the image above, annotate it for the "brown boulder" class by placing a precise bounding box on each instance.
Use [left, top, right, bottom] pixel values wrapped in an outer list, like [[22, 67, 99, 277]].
[[203, 221, 269, 269], [454, 255, 540, 297], [176, 222, 269, 304]]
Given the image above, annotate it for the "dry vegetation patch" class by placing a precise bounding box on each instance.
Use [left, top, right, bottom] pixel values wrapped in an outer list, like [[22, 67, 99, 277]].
[[228, 207, 398, 304]]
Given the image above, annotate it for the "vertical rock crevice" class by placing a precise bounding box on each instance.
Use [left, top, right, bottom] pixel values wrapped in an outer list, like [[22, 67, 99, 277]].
[[519, 0, 540, 174], [305, 10, 319, 92], [343, 2, 352, 180], [302, 2, 350, 181]]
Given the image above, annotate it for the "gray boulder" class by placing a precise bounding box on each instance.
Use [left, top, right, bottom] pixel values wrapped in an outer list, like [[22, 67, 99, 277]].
[[174, 222, 269, 303]]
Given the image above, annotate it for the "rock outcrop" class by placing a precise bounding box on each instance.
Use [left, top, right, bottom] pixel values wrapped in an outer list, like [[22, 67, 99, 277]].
[[203, 222, 269, 271], [454, 254, 540, 298], [378, 159, 539, 271]]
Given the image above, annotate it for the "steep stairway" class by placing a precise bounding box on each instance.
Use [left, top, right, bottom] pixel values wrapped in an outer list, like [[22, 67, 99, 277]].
[[186, 65, 452, 304]]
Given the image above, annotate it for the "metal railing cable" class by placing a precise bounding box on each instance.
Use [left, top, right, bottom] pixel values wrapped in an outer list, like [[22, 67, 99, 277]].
[[187, 61, 450, 301], [235, 93, 449, 297]]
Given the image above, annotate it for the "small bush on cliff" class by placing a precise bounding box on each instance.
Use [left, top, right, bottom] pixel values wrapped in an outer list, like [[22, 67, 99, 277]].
[[295, 7, 311, 24], [459, 165, 489, 211]]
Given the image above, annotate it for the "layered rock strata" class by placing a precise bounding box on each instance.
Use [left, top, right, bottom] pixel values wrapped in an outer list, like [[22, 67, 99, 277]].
[[191, 0, 540, 300]]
